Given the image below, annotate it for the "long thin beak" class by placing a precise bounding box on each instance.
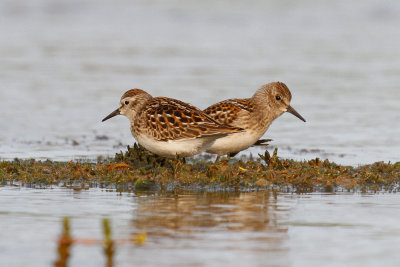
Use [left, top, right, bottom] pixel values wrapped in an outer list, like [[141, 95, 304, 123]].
[[102, 108, 120, 122], [286, 105, 306, 122]]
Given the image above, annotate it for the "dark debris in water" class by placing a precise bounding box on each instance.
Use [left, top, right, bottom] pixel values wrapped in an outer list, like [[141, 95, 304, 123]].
[[1, 144, 400, 193]]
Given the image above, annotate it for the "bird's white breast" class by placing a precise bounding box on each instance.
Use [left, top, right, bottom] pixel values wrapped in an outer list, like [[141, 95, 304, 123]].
[[135, 134, 216, 157], [205, 130, 261, 156]]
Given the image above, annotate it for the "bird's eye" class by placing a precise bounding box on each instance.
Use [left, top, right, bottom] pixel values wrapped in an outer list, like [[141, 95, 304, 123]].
[[275, 95, 281, 101], [125, 101, 130, 105]]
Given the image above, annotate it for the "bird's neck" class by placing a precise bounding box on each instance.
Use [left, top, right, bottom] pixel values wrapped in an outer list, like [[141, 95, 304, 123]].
[[250, 98, 283, 132]]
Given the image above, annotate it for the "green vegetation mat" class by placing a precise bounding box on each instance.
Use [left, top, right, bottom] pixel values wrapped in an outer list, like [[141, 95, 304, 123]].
[[1, 144, 399, 192]]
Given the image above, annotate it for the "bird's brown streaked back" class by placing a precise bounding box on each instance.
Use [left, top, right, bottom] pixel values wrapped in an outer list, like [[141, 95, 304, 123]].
[[137, 97, 242, 141], [204, 98, 254, 125]]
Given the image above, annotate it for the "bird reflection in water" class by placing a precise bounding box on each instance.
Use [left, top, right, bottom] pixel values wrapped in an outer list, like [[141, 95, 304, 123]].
[[132, 191, 288, 241]]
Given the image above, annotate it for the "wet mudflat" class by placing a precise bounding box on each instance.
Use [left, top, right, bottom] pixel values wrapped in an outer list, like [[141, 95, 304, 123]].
[[1, 187, 400, 267]]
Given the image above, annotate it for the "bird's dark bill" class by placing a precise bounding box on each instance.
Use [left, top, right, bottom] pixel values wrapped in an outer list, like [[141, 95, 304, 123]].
[[102, 109, 120, 122], [287, 105, 306, 122]]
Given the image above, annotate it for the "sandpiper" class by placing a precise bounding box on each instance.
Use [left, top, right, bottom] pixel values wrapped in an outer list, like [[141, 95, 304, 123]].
[[203, 82, 306, 159], [102, 89, 242, 157]]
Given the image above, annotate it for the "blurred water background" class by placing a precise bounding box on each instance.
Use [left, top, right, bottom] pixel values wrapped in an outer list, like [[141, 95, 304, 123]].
[[1, 0, 400, 164]]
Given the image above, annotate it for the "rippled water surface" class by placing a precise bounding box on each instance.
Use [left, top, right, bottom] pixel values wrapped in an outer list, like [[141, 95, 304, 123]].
[[1, 0, 400, 164], [1, 186, 400, 267]]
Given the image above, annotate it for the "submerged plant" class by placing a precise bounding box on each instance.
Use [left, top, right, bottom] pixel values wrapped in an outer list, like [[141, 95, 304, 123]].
[[103, 218, 114, 267], [54, 217, 72, 267]]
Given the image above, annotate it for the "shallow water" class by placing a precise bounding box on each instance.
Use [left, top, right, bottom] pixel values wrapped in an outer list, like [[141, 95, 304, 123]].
[[1, 0, 400, 164], [1, 186, 400, 267]]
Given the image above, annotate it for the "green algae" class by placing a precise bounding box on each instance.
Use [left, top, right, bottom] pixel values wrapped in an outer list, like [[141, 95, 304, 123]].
[[1, 144, 400, 193]]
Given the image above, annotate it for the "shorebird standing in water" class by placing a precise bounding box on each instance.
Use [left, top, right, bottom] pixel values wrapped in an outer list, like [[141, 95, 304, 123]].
[[102, 89, 242, 158], [203, 82, 306, 161]]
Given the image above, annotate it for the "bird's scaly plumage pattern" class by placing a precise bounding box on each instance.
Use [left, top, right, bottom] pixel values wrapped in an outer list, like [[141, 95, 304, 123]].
[[134, 96, 242, 141]]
